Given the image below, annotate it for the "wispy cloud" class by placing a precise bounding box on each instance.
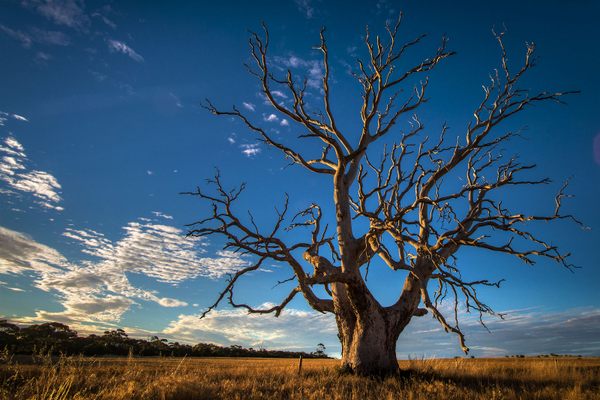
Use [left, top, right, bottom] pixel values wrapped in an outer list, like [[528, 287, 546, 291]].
[[63, 219, 247, 283], [1, 214, 250, 324], [169, 92, 183, 108], [35, 51, 52, 62], [0, 226, 67, 275], [271, 90, 287, 99], [30, 28, 70, 46], [0, 24, 33, 48], [21, 0, 90, 31], [396, 306, 600, 358], [280, 119, 289, 127], [272, 55, 323, 89], [12, 114, 28, 122], [240, 143, 261, 157], [163, 306, 337, 349], [107, 39, 144, 62], [3, 219, 599, 356], [294, 0, 315, 19], [0, 24, 71, 49], [152, 211, 173, 220], [91, 5, 117, 29], [0, 112, 29, 125], [242, 102, 255, 112], [0, 134, 64, 211]]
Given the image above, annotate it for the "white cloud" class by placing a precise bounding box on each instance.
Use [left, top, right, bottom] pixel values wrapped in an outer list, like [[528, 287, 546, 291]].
[[163, 306, 337, 349], [3, 221, 599, 356], [12, 114, 28, 122], [26, 295, 134, 323], [240, 143, 261, 157], [1, 215, 249, 324], [227, 132, 237, 144], [162, 305, 600, 356], [272, 56, 323, 89], [21, 0, 90, 31], [158, 297, 188, 307], [0, 135, 63, 211], [64, 219, 248, 283], [264, 113, 278, 122], [396, 306, 600, 358], [107, 39, 144, 62], [0, 226, 67, 275], [13, 171, 63, 209], [146, 170, 153, 175], [271, 90, 288, 99], [152, 211, 173, 220], [242, 102, 255, 112], [280, 119, 289, 127]]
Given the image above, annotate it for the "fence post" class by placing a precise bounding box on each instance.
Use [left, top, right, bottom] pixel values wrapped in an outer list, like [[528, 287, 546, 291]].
[[298, 354, 303, 375]]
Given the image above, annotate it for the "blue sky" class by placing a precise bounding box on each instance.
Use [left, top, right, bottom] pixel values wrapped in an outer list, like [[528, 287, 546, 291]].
[[1, 0, 599, 358]]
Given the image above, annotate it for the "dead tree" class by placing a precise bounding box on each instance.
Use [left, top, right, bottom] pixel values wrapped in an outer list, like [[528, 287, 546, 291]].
[[187, 16, 580, 376]]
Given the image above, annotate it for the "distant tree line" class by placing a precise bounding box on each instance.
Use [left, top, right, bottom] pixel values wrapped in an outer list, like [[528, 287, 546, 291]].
[[0, 320, 329, 358]]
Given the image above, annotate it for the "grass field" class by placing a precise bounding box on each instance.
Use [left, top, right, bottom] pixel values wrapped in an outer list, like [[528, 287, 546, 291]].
[[1, 354, 599, 399]]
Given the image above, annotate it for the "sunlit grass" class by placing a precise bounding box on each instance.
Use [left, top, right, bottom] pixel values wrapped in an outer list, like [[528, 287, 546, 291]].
[[1, 352, 598, 399]]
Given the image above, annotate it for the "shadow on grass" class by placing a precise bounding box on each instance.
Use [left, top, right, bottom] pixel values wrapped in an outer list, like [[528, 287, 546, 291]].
[[394, 368, 599, 393]]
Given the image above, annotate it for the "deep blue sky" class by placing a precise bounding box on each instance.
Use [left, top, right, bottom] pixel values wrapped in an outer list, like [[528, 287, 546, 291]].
[[1, 0, 599, 358]]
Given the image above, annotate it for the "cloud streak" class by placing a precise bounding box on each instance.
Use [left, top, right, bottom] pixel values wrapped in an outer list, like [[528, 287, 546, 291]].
[[64, 219, 248, 283], [1, 213, 250, 324], [0, 226, 67, 275], [0, 24, 33, 48], [0, 134, 64, 211], [107, 39, 144, 62], [21, 0, 90, 31], [294, 0, 315, 19], [272, 55, 323, 89], [242, 102, 255, 112]]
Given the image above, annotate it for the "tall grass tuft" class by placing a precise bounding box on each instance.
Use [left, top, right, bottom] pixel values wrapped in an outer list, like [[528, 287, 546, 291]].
[[1, 354, 598, 399]]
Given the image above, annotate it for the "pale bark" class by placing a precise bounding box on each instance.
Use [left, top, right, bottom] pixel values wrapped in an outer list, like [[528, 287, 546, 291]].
[[189, 17, 580, 376]]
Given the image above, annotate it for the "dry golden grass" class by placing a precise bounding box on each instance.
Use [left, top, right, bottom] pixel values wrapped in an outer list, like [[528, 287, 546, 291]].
[[1, 353, 599, 399]]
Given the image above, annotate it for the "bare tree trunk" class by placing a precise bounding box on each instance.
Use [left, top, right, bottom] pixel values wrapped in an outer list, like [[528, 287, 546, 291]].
[[331, 283, 356, 367], [337, 307, 399, 376], [331, 282, 399, 376], [333, 273, 425, 376]]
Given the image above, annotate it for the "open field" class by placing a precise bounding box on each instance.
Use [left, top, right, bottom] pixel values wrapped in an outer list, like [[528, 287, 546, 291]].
[[1, 355, 599, 399]]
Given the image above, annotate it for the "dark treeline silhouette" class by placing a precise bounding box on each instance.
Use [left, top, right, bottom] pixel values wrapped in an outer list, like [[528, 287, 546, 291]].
[[0, 320, 329, 358]]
